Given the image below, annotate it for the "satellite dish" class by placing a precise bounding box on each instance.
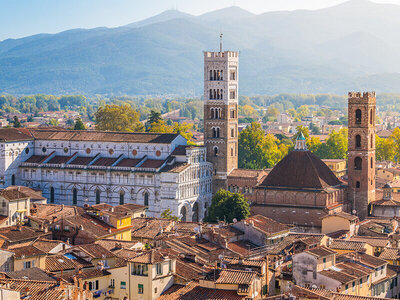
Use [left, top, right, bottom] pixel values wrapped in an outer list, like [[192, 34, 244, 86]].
[[194, 226, 200, 233], [218, 254, 224, 260], [352, 210, 357, 215], [312, 284, 318, 289], [233, 218, 237, 223]]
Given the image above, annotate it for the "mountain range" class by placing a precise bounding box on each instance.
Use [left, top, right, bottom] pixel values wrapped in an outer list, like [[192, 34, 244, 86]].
[[1, 0, 400, 96]]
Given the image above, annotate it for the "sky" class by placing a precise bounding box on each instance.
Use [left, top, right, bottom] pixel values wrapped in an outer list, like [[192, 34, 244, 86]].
[[1, 0, 400, 41]]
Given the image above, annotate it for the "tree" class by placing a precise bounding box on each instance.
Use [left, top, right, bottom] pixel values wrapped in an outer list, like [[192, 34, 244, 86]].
[[13, 116, 21, 128], [238, 122, 288, 169], [173, 122, 193, 142], [322, 128, 348, 159], [95, 104, 144, 132], [293, 125, 310, 141], [148, 110, 162, 126], [204, 189, 250, 223], [74, 118, 86, 130], [376, 135, 396, 162], [161, 209, 180, 221], [309, 122, 321, 135], [49, 118, 59, 126]]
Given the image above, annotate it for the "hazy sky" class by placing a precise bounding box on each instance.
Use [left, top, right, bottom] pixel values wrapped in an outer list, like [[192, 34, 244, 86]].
[[1, 0, 400, 41]]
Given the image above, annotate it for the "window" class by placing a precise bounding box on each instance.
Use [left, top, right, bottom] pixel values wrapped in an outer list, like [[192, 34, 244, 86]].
[[110, 279, 115, 288], [4, 262, 9, 272], [371, 157, 373, 169], [64, 226, 70, 231], [72, 188, 77, 205], [138, 284, 144, 294], [352, 281, 355, 292], [231, 147, 234, 156], [360, 278, 363, 288], [355, 109, 362, 124], [155, 287, 158, 294], [95, 189, 101, 204], [121, 281, 126, 290], [213, 146, 219, 157], [169, 260, 172, 272], [231, 128, 235, 138], [356, 181, 360, 188], [23, 261, 31, 269], [356, 135, 361, 148], [230, 90, 236, 100], [11, 175, 15, 186], [370, 108, 373, 125], [50, 187, 55, 203], [132, 263, 148, 276], [95, 280, 99, 290], [212, 127, 220, 138], [156, 263, 163, 275], [119, 190, 125, 205], [88, 282, 93, 290], [144, 192, 149, 206], [230, 109, 235, 118], [323, 258, 326, 268], [354, 157, 362, 170], [230, 71, 236, 80]]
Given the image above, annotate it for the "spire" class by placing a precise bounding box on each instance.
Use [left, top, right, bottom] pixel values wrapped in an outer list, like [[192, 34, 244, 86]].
[[294, 132, 307, 151], [220, 33, 223, 53]]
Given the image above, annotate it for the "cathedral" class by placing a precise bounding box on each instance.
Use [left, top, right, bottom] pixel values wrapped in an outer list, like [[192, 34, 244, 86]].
[[0, 46, 377, 228]]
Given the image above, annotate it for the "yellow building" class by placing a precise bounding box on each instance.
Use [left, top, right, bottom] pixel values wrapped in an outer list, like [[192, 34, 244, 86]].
[[128, 249, 176, 300], [322, 159, 347, 177], [376, 168, 400, 183], [321, 212, 359, 236], [11, 245, 47, 271]]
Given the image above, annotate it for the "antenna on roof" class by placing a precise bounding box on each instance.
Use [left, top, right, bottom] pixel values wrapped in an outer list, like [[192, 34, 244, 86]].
[[220, 33, 223, 53]]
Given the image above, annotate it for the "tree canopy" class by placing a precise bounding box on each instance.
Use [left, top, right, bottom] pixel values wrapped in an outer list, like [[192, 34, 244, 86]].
[[94, 104, 144, 132], [204, 189, 250, 223], [74, 118, 86, 130]]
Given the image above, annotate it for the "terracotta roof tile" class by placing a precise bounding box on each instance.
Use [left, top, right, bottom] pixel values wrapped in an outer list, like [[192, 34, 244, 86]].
[[11, 245, 47, 259], [6, 267, 56, 282], [0, 278, 66, 299], [45, 255, 92, 272], [329, 239, 367, 251], [28, 128, 179, 144], [244, 215, 292, 235], [306, 246, 337, 258], [115, 158, 142, 167], [379, 247, 400, 261], [215, 269, 256, 285], [91, 157, 118, 166], [349, 236, 389, 248], [25, 155, 48, 164], [261, 150, 341, 189], [0, 128, 34, 142], [139, 159, 165, 168], [69, 156, 95, 165]]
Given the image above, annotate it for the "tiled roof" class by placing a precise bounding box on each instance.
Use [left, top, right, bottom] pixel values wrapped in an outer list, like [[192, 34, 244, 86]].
[[329, 239, 367, 251], [74, 243, 115, 259], [0, 128, 34, 142], [215, 269, 256, 285], [11, 245, 47, 259], [25, 155, 48, 164], [6, 267, 56, 282], [115, 158, 142, 167], [68, 156, 95, 165], [261, 149, 342, 189], [91, 157, 118, 166], [28, 128, 180, 144], [0, 278, 65, 299], [129, 249, 170, 264], [94, 239, 142, 252], [244, 215, 292, 235], [224, 257, 265, 267], [0, 226, 49, 244], [171, 145, 188, 155], [372, 198, 400, 206], [161, 162, 190, 173], [29, 203, 84, 222], [292, 286, 393, 300], [379, 247, 400, 260], [337, 252, 387, 268], [159, 281, 247, 300], [32, 239, 66, 253], [131, 218, 173, 240], [306, 246, 336, 258], [228, 168, 268, 178], [175, 259, 206, 281], [139, 159, 165, 168], [0, 186, 45, 201], [45, 255, 92, 272], [46, 155, 73, 164], [227, 240, 259, 257], [349, 236, 389, 248], [319, 269, 356, 284]]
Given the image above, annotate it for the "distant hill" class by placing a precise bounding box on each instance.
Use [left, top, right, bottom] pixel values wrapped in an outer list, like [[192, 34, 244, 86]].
[[2, 0, 400, 96]]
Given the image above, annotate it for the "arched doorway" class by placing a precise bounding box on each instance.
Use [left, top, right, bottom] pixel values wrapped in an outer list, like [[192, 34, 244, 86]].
[[180, 206, 187, 222], [192, 202, 199, 222], [144, 192, 149, 206], [72, 188, 77, 205], [96, 189, 101, 204], [50, 187, 55, 203], [119, 190, 125, 205]]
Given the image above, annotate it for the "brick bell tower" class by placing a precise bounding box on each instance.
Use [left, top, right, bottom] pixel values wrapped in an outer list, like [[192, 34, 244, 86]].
[[348, 91, 376, 220], [203, 42, 239, 193]]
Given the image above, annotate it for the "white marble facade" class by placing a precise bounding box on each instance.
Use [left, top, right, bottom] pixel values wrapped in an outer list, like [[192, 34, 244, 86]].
[[0, 129, 213, 221]]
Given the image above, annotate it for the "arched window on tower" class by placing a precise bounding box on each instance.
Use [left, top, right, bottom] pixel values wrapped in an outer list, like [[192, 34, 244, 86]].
[[144, 192, 149, 206], [370, 109, 373, 125], [231, 147, 234, 156], [216, 127, 220, 138], [96, 189, 101, 204], [371, 157, 373, 169], [213, 70, 217, 81], [213, 89, 217, 99], [217, 70, 220, 80], [72, 188, 77, 205], [371, 134, 373, 148], [354, 157, 362, 170], [220, 70, 223, 80], [356, 181, 361, 188], [355, 135, 361, 148], [50, 187, 55, 203], [209, 89, 213, 100], [210, 108, 215, 119], [355, 109, 362, 124], [214, 147, 219, 157], [119, 190, 125, 205], [210, 70, 213, 81]]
